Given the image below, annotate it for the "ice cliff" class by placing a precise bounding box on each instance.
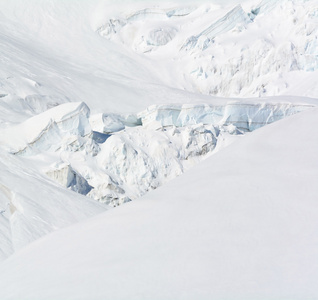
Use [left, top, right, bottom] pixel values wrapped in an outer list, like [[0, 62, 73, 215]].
[[1, 100, 312, 207], [138, 102, 311, 131], [0, 102, 91, 155]]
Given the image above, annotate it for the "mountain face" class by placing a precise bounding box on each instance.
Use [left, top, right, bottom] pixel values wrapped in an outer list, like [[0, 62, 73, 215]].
[[0, 0, 317, 299], [98, 0, 318, 97]]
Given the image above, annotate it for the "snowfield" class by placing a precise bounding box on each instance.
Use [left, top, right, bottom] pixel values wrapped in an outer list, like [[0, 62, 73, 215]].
[[0, 105, 317, 300], [0, 0, 317, 299]]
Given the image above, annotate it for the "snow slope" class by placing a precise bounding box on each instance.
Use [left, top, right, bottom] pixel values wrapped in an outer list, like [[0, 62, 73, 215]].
[[0, 0, 225, 120], [0, 0, 318, 125], [0, 106, 317, 300], [0, 149, 107, 261], [1, 97, 313, 210], [98, 0, 318, 98], [0, 0, 317, 297]]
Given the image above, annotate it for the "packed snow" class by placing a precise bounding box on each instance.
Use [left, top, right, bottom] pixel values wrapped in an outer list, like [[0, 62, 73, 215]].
[[0, 0, 317, 298]]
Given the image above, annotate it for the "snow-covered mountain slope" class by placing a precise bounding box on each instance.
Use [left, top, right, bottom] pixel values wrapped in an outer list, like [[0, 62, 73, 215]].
[[1, 97, 313, 211], [0, 149, 107, 261], [0, 0, 186, 120], [97, 0, 318, 98], [0, 0, 230, 260], [0, 0, 317, 124], [0, 106, 317, 300], [0, 0, 318, 297]]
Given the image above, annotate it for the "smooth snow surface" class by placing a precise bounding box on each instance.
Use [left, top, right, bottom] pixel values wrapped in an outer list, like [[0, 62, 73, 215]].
[[0, 108, 317, 300], [0, 0, 317, 298], [0, 150, 106, 261]]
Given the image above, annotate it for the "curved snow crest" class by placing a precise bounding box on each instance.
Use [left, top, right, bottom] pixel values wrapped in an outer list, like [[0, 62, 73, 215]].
[[0, 102, 91, 155], [138, 102, 312, 131]]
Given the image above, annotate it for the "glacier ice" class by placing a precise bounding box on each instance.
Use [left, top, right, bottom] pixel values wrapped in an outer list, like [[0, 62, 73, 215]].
[[138, 102, 311, 131], [93, 123, 220, 205], [0, 1, 317, 294], [0, 102, 91, 155], [147, 28, 177, 47], [68, 101, 313, 206], [181, 5, 251, 51], [46, 163, 92, 196], [97, 0, 318, 98], [90, 112, 140, 134], [2, 100, 311, 207], [166, 6, 196, 18]]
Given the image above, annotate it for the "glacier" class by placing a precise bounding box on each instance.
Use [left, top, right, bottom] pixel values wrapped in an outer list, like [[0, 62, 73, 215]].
[[138, 101, 311, 131], [0, 102, 91, 155], [1, 98, 313, 209], [181, 4, 251, 51], [0, 0, 317, 298], [0, 104, 317, 300], [98, 0, 318, 98]]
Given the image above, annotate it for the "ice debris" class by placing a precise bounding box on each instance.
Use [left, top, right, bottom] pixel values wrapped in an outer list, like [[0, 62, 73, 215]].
[[1, 100, 312, 207], [46, 163, 92, 196]]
